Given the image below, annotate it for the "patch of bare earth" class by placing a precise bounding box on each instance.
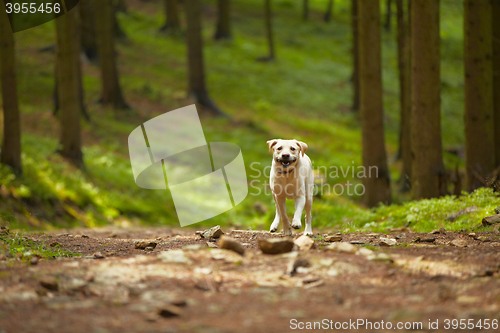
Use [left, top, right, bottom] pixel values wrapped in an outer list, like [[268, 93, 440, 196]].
[[1, 227, 499, 332]]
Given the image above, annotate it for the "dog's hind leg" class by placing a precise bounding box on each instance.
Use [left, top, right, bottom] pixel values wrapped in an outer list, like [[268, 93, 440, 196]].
[[304, 197, 313, 236], [276, 196, 291, 236]]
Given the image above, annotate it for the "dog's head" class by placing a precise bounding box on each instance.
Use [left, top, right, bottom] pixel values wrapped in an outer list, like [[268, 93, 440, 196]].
[[266, 139, 308, 170]]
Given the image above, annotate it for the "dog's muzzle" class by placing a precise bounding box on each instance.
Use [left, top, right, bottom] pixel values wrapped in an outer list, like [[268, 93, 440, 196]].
[[276, 158, 297, 168]]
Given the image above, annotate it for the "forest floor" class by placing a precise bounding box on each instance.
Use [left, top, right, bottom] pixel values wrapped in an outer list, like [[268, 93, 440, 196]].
[[0, 227, 499, 333]]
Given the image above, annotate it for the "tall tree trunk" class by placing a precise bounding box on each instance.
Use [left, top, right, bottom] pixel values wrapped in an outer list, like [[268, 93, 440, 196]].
[[397, 0, 411, 191], [493, 0, 500, 167], [358, 0, 392, 207], [411, 0, 445, 199], [80, 0, 97, 62], [160, 0, 181, 32], [93, 0, 129, 109], [303, 0, 309, 21], [214, 0, 232, 39], [262, 0, 275, 61], [324, 0, 334, 22], [0, 3, 22, 174], [351, 0, 360, 111], [384, 0, 392, 31], [55, 6, 84, 166], [464, 0, 494, 190], [185, 0, 224, 115]]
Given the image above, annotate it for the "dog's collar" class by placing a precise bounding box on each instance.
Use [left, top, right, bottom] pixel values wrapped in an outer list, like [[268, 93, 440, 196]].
[[277, 167, 295, 174]]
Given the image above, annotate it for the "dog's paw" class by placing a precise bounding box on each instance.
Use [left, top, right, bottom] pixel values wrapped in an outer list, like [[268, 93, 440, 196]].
[[270, 226, 278, 233], [270, 221, 280, 233], [291, 220, 302, 230], [303, 228, 313, 236]]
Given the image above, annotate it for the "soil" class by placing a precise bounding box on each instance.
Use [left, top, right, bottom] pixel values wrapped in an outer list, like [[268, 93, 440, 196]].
[[0, 227, 499, 333]]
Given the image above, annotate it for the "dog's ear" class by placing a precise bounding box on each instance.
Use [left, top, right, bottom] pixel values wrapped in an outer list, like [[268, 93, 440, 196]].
[[294, 140, 308, 157], [266, 139, 279, 155]]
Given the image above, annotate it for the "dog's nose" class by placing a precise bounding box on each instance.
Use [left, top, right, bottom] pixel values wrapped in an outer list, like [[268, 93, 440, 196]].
[[282, 154, 290, 159]]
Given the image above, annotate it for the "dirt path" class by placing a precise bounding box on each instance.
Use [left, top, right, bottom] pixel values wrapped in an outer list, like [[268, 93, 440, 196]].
[[1, 227, 499, 333]]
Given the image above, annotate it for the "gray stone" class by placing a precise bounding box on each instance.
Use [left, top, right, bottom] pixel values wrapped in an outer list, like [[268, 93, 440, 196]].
[[379, 238, 397, 246], [200, 225, 225, 239], [258, 238, 294, 254], [219, 236, 245, 255]]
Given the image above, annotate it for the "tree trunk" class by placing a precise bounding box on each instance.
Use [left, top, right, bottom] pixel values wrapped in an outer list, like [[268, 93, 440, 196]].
[[80, 0, 97, 62], [464, 0, 495, 190], [384, 0, 392, 31], [93, 0, 129, 109], [324, 0, 334, 22], [411, 0, 445, 198], [0, 3, 22, 174], [358, 0, 392, 207], [185, 0, 224, 115], [303, 0, 309, 21], [214, 0, 232, 39], [351, 0, 360, 111], [493, 0, 500, 166], [55, 5, 84, 166], [262, 0, 275, 61], [161, 0, 181, 32], [397, 0, 411, 191]]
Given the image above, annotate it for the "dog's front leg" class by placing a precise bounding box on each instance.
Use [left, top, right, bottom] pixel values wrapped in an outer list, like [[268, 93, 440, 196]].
[[270, 194, 281, 233], [276, 196, 291, 236], [291, 196, 305, 230]]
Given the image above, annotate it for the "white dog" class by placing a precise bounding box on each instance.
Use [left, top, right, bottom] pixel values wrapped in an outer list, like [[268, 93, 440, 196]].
[[267, 139, 314, 236]]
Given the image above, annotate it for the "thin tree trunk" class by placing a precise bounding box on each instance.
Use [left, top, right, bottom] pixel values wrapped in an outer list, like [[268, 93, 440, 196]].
[[185, 0, 224, 115], [464, 0, 495, 190], [214, 0, 232, 39], [303, 0, 309, 21], [262, 0, 275, 61], [351, 0, 360, 111], [397, 0, 411, 191], [55, 5, 84, 166], [80, 0, 97, 62], [493, 0, 500, 166], [411, 0, 445, 198], [384, 0, 392, 31], [324, 0, 334, 22], [161, 0, 181, 32], [358, 0, 392, 207], [0, 3, 22, 174], [93, 0, 129, 109]]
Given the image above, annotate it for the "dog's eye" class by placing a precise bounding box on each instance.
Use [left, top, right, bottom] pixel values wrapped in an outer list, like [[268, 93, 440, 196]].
[[291, 147, 296, 151], [277, 147, 282, 151]]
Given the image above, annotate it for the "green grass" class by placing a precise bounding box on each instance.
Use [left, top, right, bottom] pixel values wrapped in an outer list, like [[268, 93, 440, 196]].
[[0, 0, 498, 233]]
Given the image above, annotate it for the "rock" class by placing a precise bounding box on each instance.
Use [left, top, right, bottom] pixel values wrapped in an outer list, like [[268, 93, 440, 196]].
[[356, 248, 374, 257], [450, 238, 468, 247], [414, 236, 435, 243], [158, 250, 192, 264], [468, 232, 476, 238], [93, 252, 105, 259], [258, 238, 294, 254], [349, 241, 365, 245], [294, 235, 315, 251], [431, 227, 446, 235], [286, 258, 311, 276], [379, 238, 397, 246], [219, 236, 245, 255], [482, 214, 500, 226], [158, 304, 183, 318], [40, 276, 59, 291], [395, 233, 405, 240], [211, 249, 243, 263], [324, 235, 342, 242], [135, 240, 157, 250], [324, 242, 358, 254], [30, 256, 39, 265], [367, 253, 394, 264], [145, 246, 155, 251], [253, 201, 268, 215], [199, 225, 225, 239], [182, 244, 207, 251], [207, 242, 218, 248]]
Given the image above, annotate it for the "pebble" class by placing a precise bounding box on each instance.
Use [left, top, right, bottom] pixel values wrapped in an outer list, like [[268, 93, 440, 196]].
[[207, 242, 218, 248], [324, 235, 342, 242], [135, 240, 157, 250], [30, 256, 39, 265], [286, 258, 311, 276], [219, 236, 245, 255], [294, 235, 315, 251], [40, 276, 59, 291], [258, 238, 294, 254], [93, 252, 105, 259], [145, 246, 155, 251], [414, 236, 435, 243], [199, 225, 225, 239], [379, 238, 397, 246], [451, 238, 468, 247], [431, 228, 446, 235], [324, 242, 358, 254]]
